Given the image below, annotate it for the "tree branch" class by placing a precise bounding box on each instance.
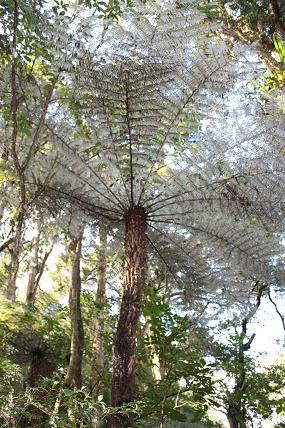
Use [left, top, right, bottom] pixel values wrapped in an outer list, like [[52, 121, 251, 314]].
[[269, 0, 285, 37], [268, 289, 285, 331], [0, 237, 14, 253]]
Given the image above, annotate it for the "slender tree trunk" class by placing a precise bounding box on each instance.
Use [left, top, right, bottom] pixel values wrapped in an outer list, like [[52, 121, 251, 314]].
[[6, 0, 56, 301], [226, 283, 266, 428], [26, 222, 41, 305], [145, 273, 169, 382], [145, 318, 162, 381], [64, 228, 84, 389], [227, 403, 244, 428], [0, 200, 6, 222], [26, 247, 52, 306], [6, 0, 26, 302], [6, 212, 24, 301], [269, 0, 285, 36], [91, 226, 107, 395], [25, 218, 53, 306], [110, 206, 147, 428]]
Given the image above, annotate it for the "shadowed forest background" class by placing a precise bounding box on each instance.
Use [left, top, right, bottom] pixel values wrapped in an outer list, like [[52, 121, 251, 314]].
[[0, 1, 285, 427]]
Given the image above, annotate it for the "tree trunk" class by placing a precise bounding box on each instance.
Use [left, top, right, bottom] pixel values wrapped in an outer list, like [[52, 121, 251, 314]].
[[6, 208, 25, 301], [145, 318, 162, 382], [91, 226, 107, 395], [226, 283, 266, 428], [28, 348, 56, 387], [26, 221, 41, 305], [5, 0, 26, 302], [110, 206, 147, 428], [64, 228, 84, 389], [26, 222, 52, 306], [227, 403, 242, 428]]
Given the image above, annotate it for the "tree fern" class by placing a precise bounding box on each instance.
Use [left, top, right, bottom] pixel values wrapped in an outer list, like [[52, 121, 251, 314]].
[[6, 1, 283, 425]]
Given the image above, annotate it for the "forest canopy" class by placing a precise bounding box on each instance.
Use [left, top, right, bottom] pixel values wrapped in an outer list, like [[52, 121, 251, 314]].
[[0, 1, 285, 427]]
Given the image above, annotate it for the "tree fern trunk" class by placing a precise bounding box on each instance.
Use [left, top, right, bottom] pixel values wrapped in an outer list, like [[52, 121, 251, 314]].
[[26, 348, 56, 427], [64, 228, 84, 389], [111, 206, 147, 428]]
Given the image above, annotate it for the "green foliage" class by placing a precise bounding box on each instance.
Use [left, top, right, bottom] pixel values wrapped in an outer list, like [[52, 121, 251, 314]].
[[197, 3, 220, 21], [0, 358, 22, 397], [0, 0, 53, 65], [0, 298, 70, 371], [273, 35, 285, 65], [258, 35, 285, 91], [215, 0, 282, 38], [0, 381, 113, 427], [226, 1, 268, 23], [78, 0, 134, 19], [246, 361, 285, 419], [203, 0, 285, 90], [212, 332, 285, 423], [138, 288, 215, 425], [213, 332, 252, 374], [81, 289, 114, 390]]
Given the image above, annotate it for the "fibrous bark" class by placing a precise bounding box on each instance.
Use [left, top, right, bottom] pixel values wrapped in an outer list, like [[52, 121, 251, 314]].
[[28, 348, 56, 388], [25, 345, 57, 427], [111, 206, 147, 428], [64, 228, 84, 389]]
